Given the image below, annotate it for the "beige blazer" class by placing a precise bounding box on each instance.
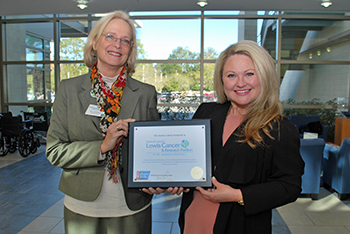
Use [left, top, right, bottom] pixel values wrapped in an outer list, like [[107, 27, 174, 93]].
[[46, 73, 160, 211]]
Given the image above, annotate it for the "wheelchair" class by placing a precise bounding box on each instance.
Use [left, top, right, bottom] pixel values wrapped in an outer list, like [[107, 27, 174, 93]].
[[22, 111, 49, 145], [0, 112, 17, 156], [0, 112, 42, 157]]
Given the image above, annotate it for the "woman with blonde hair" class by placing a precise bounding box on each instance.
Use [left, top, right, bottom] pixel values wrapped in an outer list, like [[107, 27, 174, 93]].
[[177, 40, 304, 234], [46, 11, 159, 234]]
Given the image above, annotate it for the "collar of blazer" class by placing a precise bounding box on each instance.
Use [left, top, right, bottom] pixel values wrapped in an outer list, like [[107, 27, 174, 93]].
[[78, 73, 141, 121]]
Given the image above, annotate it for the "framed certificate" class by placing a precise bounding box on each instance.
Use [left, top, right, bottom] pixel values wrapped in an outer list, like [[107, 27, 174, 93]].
[[128, 119, 212, 188]]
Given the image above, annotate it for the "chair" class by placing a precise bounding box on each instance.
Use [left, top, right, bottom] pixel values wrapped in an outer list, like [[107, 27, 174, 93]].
[[288, 115, 329, 142], [299, 138, 326, 200], [323, 138, 350, 200], [23, 112, 49, 132]]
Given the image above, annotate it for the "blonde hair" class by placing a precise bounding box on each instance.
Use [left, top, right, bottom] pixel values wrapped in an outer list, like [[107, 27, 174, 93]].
[[214, 40, 282, 147], [84, 11, 137, 75]]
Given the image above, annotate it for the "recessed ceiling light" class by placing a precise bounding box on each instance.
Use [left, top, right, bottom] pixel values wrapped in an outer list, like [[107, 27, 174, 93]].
[[77, 3, 87, 9], [77, 0, 89, 10], [321, 0, 332, 8], [197, 0, 208, 8]]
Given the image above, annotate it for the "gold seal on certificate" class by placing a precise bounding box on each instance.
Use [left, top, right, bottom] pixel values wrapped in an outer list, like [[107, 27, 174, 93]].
[[127, 120, 212, 188], [191, 166, 204, 180]]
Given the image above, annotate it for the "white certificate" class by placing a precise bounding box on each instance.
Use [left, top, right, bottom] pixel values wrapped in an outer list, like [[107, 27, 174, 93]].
[[128, 120, 212, 188]]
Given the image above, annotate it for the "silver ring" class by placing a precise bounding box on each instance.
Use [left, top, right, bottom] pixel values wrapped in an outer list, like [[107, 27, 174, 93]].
[[116, 125, 120, 131]]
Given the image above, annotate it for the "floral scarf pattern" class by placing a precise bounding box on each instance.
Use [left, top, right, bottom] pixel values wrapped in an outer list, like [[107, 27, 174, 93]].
[[91, 63, 126, 183]]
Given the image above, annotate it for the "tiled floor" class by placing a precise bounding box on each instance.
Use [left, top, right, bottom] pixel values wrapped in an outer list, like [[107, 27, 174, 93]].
[[1, 146, 350, 234]]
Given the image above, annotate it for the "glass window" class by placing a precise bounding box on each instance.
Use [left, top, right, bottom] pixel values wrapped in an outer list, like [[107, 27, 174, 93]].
[[4, 14, 54, 19], [157, 105, 197, 121], [204, 18, 268, 58], [280, 64, 350, 103], [135, 19, 200, 60], [25, 34, 51, 61], [281, 19, 350, 61], [4, 22, 54, 62], [204, 19, 238, 57], [60, 37, 87, 61], [26, 48, 44, 61], [44, 40, 51, 51], [204, 11, 240, 16], [59, 20, 90, 61], [5, 64, 53, 103], [203, 63, 216, 101], [58, 13, 96, 18], [133, 62, 201, 102], [130, 11, 201, 16], [26, 34, 43, 49], [60, 63, 89, 80], [260, 19, 277, 59], [2, 11, 350, 129], [6, 64, 28, 103], [27, 68, 45, 100]]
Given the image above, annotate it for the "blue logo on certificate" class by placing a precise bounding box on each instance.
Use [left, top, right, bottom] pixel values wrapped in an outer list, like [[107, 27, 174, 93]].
[[136, 171, 151, 180], [181, 140, 189, 148]]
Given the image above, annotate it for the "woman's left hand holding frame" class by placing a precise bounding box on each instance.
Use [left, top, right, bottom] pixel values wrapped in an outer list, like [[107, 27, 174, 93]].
[[100, 118, 135, 154]]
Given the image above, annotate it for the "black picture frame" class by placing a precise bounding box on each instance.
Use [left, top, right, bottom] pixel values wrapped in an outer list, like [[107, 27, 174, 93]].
[[128, 119, 212, 188]]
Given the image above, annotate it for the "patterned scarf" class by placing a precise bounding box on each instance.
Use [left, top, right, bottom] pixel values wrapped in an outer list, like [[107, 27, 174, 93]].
[[91, 63, 127, 183]]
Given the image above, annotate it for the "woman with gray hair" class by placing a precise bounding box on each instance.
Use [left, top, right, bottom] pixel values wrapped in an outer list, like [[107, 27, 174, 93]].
[[46, 11, 159, 234], [176, 40, 304, 234]]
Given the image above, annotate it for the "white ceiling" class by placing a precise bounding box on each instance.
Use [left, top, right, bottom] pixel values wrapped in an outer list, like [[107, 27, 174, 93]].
[[0, 0, 349, 16]]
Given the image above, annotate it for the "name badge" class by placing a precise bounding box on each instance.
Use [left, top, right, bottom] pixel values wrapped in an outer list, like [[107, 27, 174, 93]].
[[85, 104, 104, 117]]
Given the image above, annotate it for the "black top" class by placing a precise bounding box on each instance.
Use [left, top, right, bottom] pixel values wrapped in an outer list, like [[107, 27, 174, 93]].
[[179, 102, 304, 234]]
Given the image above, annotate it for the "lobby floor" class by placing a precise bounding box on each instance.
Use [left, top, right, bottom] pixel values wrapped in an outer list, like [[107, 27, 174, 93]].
[[0, 146, 350, 234]]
